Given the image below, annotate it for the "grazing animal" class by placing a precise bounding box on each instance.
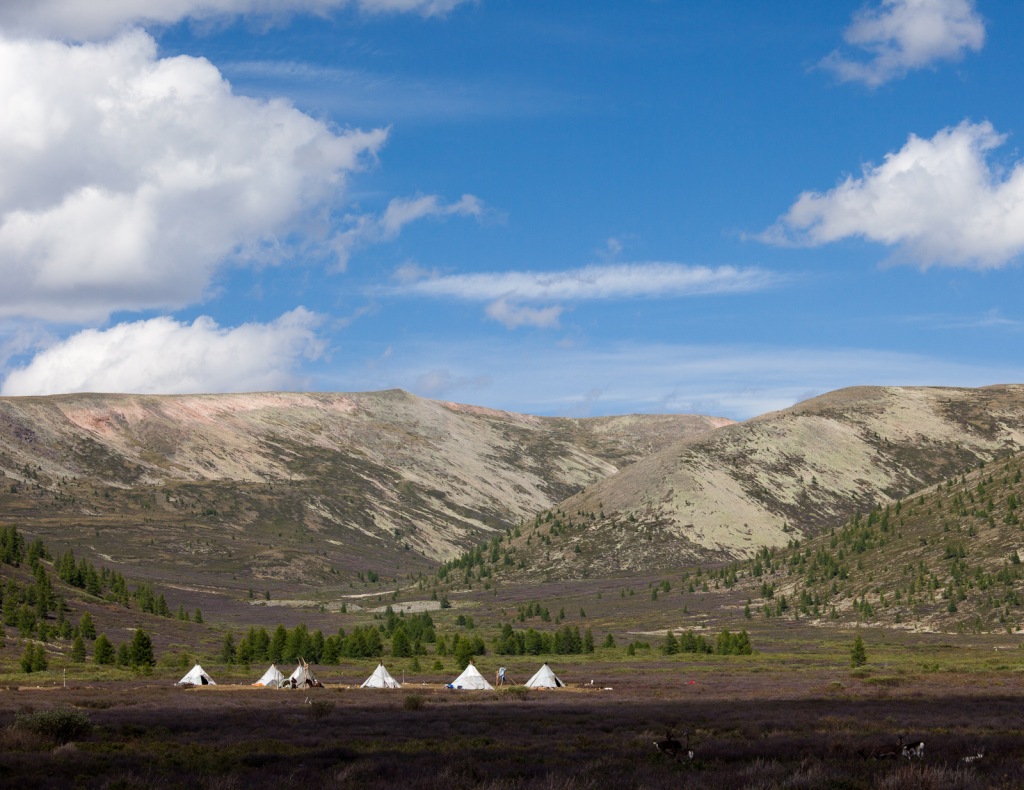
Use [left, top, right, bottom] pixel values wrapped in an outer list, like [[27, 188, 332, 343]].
[[654, 730, 694, 762], [961, 750, 985, 765], [654, 730, 683, 759], [682, 731, 695, 762], [901, 739, 925, 760]]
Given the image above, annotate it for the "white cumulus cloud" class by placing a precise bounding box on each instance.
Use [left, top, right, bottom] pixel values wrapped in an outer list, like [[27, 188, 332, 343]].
[[820, 0, 985, 87], [762, 120, 1024, 269], [1, 308, 324, 396], [0, 0, 475, 41], [0, 31, 386, 322]]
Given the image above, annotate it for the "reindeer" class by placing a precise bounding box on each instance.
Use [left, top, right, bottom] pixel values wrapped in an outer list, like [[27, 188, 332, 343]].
[[654, 730, 682, 759], [654, 729, 694, 762], [901, 738, 925, 760]]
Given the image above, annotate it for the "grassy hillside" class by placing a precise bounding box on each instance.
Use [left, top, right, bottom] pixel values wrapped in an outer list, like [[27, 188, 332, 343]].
[[428, 452, 1024, 636], [726, 449, 1024, 635], [474, 385, 1024, 577], [0, 390, 727, 595]]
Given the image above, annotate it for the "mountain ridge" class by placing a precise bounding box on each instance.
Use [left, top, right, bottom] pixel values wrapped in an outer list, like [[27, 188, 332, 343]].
[[487, 385, 1024, 579], [0, 389, 729, 592]]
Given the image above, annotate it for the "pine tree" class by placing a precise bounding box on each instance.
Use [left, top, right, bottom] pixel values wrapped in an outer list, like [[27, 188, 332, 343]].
[[851, 634, 867, 668], [20, 643, 35, 673], [31, 644, 48, 672], [71, 635, 87, 663], [269, 625, 288, 662], [94, 634, 116, 665], [391, 626, 412, 658], [79, 612, 96, 640], [221, 632, 236, 664], [130, 629, 155, 668]]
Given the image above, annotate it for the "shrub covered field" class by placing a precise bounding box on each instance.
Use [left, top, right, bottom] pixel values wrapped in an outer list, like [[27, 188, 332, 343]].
[[3, 657, 1024, 789]]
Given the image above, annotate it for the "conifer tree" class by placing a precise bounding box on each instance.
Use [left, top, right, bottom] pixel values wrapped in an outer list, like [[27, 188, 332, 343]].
[[79, 612, 96, 640], [851, 633, 867, 668], [221, 632, 236, 664], [130, 629, 155, 668], [391, 626, 412, 658], [94, 634, 116, 665]]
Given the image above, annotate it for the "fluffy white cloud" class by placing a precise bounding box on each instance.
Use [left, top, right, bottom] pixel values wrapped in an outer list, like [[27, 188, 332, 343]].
[[763, 121, 1024, 268], [392, 262, 779, 302], [0, 308, 324, 396], [0, 31, 386, 321], [820, 0, 985, 87], [0, 0, 474, 41], [334, 194, 483, 269]]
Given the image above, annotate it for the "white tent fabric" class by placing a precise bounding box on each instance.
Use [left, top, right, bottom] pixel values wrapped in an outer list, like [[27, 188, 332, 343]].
[[361, 663, 401, 688], [252, 664, 285, 687], [176, 663, 216, 686], [287, 660, 319, 687], [449, 662, 493, 690], [524, 663, 564, 688]]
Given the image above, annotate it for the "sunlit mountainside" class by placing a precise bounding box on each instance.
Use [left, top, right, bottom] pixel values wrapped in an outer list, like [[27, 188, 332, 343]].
[[0, 389, 728, 595]]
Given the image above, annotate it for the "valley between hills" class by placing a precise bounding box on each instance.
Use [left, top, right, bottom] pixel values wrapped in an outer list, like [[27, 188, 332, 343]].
[[5, 385, 1024, 787], [3, 384, 1024, 595], [2, 384, 1024, 625]]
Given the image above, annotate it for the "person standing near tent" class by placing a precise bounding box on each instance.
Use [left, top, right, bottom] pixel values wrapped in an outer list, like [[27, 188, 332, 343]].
[[496, 666, 507, 686]]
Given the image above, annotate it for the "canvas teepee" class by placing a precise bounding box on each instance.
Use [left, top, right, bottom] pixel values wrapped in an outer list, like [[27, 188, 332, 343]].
[[252, 663, 285, 687], [176, 663, 216, 686], [448, 662, 493, 690], [361, 663, 401, 688], [287, 659, 321, 688], [524, 663, 564, 688]]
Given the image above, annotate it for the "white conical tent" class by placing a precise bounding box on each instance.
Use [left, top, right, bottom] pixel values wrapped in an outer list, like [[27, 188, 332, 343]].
[[288, 660, 319, 687], [252, 664, 284, 687], [176, 663, 216, 686], [525, 663, 564, 688], [449, 662, 493, 690], [361, 663, 401, 688]]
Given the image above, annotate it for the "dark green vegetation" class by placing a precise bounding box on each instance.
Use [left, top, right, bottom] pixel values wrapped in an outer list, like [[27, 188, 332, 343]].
[[726, 451, 1024, 634]]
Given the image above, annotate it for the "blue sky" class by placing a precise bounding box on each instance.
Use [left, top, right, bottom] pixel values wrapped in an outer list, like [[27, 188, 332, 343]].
[[2, 0, 1024, 419]]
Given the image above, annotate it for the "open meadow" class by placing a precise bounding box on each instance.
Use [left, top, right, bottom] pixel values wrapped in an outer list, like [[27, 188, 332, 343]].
[[4, 636, 1024, 789]]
